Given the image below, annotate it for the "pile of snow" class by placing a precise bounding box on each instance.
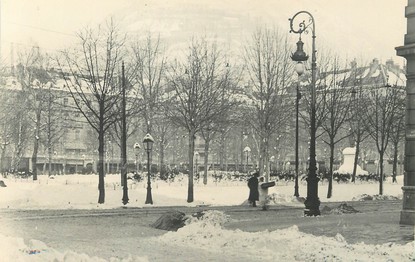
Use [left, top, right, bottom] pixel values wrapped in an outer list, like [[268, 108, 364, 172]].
[[185, 210, 230, 227], [158, 211, 414, 262], [0, 234, 148, 262], [352, 194, 401, 201], [321, 203, 361, 215], [3, 210, 413, 261], [266, 193, 304, 205]]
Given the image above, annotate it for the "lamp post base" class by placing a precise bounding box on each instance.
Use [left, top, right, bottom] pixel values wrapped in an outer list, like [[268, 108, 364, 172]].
[[122, 188, 129, 205], [145, 183, 153, 205], [294, 178, 299, 197], [122, 172, 129, 205], [304, 207, 321, 216], [304, 176, 320, 216], [304, 196, 321, 216]]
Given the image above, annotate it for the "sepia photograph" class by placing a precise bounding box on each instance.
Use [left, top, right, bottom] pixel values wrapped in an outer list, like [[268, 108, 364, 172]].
[[0, 0, 414, 261]]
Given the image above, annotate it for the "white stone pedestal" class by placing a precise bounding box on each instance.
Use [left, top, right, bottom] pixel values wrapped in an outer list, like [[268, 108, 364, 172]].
[[334, 147, 368, 175]]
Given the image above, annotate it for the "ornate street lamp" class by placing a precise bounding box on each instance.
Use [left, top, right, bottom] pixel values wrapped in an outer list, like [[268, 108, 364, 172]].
[[143, 133, 154, 204], [289, 11, 320, 216], [134, 143, 141, 174], [243, 146, 251, 172], [293, 60, 304, 197]]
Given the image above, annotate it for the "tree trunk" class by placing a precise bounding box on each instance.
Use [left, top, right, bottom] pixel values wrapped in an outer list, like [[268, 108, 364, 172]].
[[219, 131, 225, 170], [327, 141, 335, 198], [263, 136, 270, 182], [240, 132, 244, 172], [32, 108, 41, 181], [258, 134, 264, 177], [379, 152, 384, 195], [203, 140, 210, 185], [97, 104, 106, 204], [31, 138, 39, 180], [13, 119, 25, 173], [0, 145, 6, 174], [48, 146, 52, 176], [392, 142, 398, 183], [187, 131, 195, 202], [159, 139, 166, 176], [351, 141, 360, 183]]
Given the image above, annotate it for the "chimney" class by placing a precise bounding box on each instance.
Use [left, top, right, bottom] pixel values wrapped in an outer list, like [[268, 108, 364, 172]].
[[370, 58, 379, 73], [384, 59, 404, 76], [350, 59, 357, 69], [386, 59, 394, 69]]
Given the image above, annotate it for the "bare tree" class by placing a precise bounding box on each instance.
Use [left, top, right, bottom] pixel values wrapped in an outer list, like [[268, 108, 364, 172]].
[[318, 59, 355, 198], [166, 37, 235, 202], [388, 90, 405, 183], [9, 93, 30, 174], [16, 47, 54, 180], [153, 116, 173, 177], [108, 77, 142, 177], [243, 27, 293, 181], [57, 20, 126, 204], [199, 64, 240, 184], [130, 33, 168, 175], [200, 126, 216, 183], [363, 84, 405, 194], [41, 85, 66, 176], [349, 71, 371, 183], [0, 100, 14, 174]]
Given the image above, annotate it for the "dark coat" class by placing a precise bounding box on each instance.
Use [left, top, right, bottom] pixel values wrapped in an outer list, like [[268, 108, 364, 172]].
[[247, 176, 259, 201]]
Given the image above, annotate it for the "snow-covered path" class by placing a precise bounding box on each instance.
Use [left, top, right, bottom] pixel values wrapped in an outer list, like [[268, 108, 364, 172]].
[[0, 174, 413, 261]]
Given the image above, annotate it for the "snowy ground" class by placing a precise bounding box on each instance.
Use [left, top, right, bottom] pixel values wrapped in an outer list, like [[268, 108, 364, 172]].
[[0, 173, 413, 261]]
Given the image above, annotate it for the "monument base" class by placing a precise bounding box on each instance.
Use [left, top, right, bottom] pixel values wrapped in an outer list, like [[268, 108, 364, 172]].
[[334, 147, 368, 175], [400, 211, 415, 225], [400, 186, 415, 225]]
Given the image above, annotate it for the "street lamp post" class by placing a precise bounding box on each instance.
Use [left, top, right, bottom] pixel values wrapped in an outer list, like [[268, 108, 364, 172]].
[[289, 11, 320, 216], [294, 60, 304, 197], [134, 143, 141, 174], [121, 61, 129, 205], [143, 133, 154, 204], [243, 146, 251, 172]]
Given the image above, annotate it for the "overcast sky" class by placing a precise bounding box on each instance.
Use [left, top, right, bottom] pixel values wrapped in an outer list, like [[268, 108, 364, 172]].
[[1, 0, 408, 67]]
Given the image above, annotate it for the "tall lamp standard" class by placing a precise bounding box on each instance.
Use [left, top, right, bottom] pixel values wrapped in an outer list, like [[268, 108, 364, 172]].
[[294, 60, 304, 197], [289, 11, 320, 216], [121, 61, 128, 205], [143, 133, 154, 204], [134, 143, 141, 174], [243, 146, 251, 172]]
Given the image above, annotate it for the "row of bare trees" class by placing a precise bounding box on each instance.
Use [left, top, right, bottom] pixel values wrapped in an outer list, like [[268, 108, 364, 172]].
[[303, 57, 405, 198], [1, 20, 406, 203], [0, 48, 66, 180]]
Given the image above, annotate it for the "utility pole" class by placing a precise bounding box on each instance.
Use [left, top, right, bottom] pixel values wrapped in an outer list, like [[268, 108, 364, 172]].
[[121, 61, 128, 205]]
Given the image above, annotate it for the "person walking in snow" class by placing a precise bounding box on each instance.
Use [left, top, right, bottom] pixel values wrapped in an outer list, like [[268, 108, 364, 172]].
[[247, 171, 259, 207]]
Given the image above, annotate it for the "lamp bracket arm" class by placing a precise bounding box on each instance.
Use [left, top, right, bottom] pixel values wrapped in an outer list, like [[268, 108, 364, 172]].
[[289, 11, 315, 36]]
